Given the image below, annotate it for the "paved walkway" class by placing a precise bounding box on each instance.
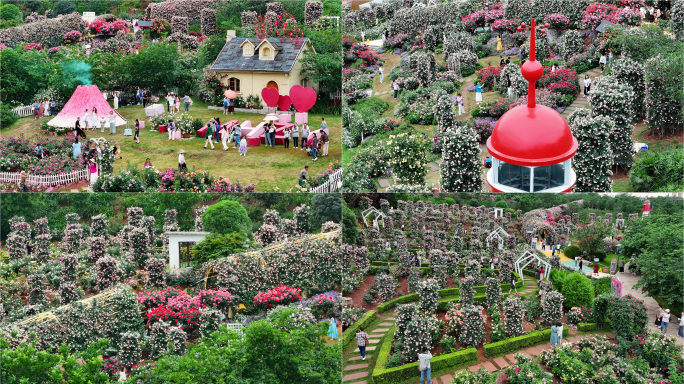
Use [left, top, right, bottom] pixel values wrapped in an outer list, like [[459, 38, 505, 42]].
[[559, 68, 602, 120]]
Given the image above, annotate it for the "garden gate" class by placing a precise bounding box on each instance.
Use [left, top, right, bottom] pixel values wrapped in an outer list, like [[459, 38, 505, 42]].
[[515, 250, 550, 282]]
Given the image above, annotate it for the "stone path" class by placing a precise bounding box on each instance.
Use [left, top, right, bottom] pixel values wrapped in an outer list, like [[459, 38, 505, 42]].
[[342, 314, 397, 383], [560, 68, 602, 120]]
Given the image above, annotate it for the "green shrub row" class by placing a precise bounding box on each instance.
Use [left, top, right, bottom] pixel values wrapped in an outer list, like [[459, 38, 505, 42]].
[[343, 310, 378, 351], [578, 319, 613, 333], [483, 327, 570, 357], [372, 325, 477, 384], [377, 276, 524, 313]]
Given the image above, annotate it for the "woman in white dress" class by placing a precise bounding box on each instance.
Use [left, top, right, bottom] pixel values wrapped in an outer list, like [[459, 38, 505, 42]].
[[43, 99, 50, 116], [90, 108, 98, 130], [113, 91, 119, 110], [83, 109, 91, 129]]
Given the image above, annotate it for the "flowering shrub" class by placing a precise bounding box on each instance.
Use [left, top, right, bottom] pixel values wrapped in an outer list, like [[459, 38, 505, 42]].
[[254, 223, 280, 246], [460, 276, 476, 306], [304, 1, 323, 26], [475, 66, 503, 91], [542, 290, 564, 325], [567, 109, 614, 192], [544, 13, 571, 30], [582, 2, 619, 29], [310, 294, 338, 319], [383, 33, 413, 50], [399, 314, 442, 363], [344, 40, 382, 67], [608, 294, 647, 340], [452, 366, 497, 384], [441, 125, 482, 192], [96, 256, 121, 291], [63, 30, 82, 44], [503, 354, 552, 384], [417, 279, 440, 314], [117, 332, 141, 368], [567, 306, 592, 324], [485, 277, 502, 308], [460, 305, 485, 346], [385, 132, 430, 185], [200, 8, 217, 36], [89, 19, 129, 36], [198, 308, 223, 338], [59, 283, 81, 305], [503, 297, 525, 337], [374, 273, 398, 302], [0, 12, 87, 48], [254, 285, 302, 311], [590, 75, 635, 168], [166, 32, 199, 49], [149, 321, 187, 356], [559, 30, 584, 61], [644, 55, 684, 136], [88, 236, 107, 263], [0, 134, 90, 175], [145, 257, 166, 288], [611, 8, 642, 26], [146, 0, 215, 25], [444, 32, 476, 59], [491, 18, 519, 34]]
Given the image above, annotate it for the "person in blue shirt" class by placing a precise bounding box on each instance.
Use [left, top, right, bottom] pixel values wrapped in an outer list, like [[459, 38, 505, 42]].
[[72, 137, 82, 159], [475, 81, 483, 104], [35, 144, 43, 159]]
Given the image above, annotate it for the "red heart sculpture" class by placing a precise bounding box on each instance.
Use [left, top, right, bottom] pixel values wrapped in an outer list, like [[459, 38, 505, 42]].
[[277, 95, 291, 111], [261, 87, 279, 107], [289, 85, 317, 113]]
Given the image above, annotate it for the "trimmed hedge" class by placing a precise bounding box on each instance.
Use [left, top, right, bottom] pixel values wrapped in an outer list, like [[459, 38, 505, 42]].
[[343, 310, 378, 350], [483, 327, 570, 357], [578, 319, 612, 332], [372, 325, 477, 384], [377, 275, 525, 313]]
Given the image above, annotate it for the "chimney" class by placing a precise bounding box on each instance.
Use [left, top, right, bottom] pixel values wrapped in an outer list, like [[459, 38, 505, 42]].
[[226, 30, 236, 43]]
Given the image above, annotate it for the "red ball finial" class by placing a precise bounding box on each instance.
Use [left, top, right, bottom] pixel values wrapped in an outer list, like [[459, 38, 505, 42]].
[[521, 18, 543, 108]]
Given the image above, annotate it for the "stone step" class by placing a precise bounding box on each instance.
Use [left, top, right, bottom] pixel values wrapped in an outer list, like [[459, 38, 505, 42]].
[[378, 322, 393, 326], [427, 162, 440, 171], [348, 355, 372, 361], [440, 374, 454, 384], [344, 363, 370, 371], [355, 346, 376, 352], [343, 371, 369, 382], [369, 333, 385, 338], [373, 328, 390, 333], [347, 381, 367, 384], [378, 178, 390, 188], [367, 339, 380, 344], [492, 356, 509, 370]]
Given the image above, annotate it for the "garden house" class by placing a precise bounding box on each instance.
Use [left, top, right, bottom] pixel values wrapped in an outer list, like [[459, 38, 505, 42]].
[[211, 31, 316, 98], [515, 250, 550, 281], [486, 20, 578, 193], [132, 20, 151, 33], [166, 231, 210, 269], [48, 85, 127, 129]]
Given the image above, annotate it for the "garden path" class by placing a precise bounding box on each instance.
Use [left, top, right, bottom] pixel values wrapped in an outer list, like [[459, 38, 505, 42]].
[[559, 67, 602, 120], [616, 267, 684, 346], [342, 277, 618, 384]]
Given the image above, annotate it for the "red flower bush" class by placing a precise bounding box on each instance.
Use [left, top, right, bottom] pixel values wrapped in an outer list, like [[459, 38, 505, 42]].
[[491, 18, 519, 34], [539, 67, 579, 95], [89, 19, 129, 36], [475, 66, 503, 90], [253, 285, 301, 311]]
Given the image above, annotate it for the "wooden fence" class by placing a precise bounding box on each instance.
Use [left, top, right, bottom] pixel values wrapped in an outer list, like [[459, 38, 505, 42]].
[[0, 168, 89, 187], [310, 168, 342, 193]]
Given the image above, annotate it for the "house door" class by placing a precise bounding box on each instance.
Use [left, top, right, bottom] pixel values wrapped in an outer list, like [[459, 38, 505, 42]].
[[266, 81, 279, 91]]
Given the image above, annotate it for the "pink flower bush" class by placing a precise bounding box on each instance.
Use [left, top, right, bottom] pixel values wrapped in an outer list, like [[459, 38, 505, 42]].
[[146, 0, 217, 25], [582, 2, 619, 29], [544, 13, 571, 30], [63, 30, 82, 44], [253, 285, 302, 310], [0, 12, 86, 48]]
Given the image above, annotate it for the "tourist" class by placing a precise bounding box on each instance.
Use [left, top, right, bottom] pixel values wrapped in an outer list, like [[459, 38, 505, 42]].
[[183, 93, 190, 113], [328, 318, 338, 339], [661, 308, 671, 334], [142, 89, 149, 108], [418, 347, 433, 384], [321, 117, 327, 130], [134, 119, 140, 143], [239, 135, 247, 156], [520, 45, 527, 60], [521, 58, 526, 66], [551, 63, 557, 72], [91, 108, 98, 131], [166, 93, 173, 112], [35, 143, 43, 159], [99, 114, 106, 133], [619, 259, 625, 273], [496, 36, 503, 52], [541, 241, 546, 251], [75, 117, 86, 139], [175, 96, 181, 113], [49, 98, 56, 116], [215, 117, 222, 142], [379, 66, 384, 83], [578, 257, 583, 272], [593, 262, 599, 277], [37, 99, 45, 117], [393, 80, 399, 99], [311, 133, 319, 161], [540, 266, 545, 279], [72, 137, 82, 159], [584, 75, 591, 97], [136, 87, 143, 105], [283, 126, 291, 149], [88, 157, 98, 187], [83, 109, 91, 129], [679, 312, 683, 339], [456, 93, 464, 115], [228, 93, 234, 115], [43, 99, 50, 117], [204, 119, 215, 150], [220, 124, 230, 150], [269, 122, 276, 148], [356, 327, 369, 361], [558, 322, 564, 343], [108, 111, 116, 135], [301, 124, 310, 151], [499, 56, 505, 66], [574, 256, 578, 268], [178, 149, 187, 171], [506, 56, 511, 65], [475, 82, 483, 104], [223, 95, 230, 115], [168, 120, 177, 140], [292, 124, 300, 148], [144, 158, 153, 168], [113, 91, 119, 110], [508, 273, 517, 294], [233, 123, 242, 148], [20, 171, 29, 192], [550, 321, 561, 347], [535, 266, 541, 280], [264, 121, 273, 147], [320, 129, 329, 156], [599, 52, 607, 72], [299, 165, 309, 188]]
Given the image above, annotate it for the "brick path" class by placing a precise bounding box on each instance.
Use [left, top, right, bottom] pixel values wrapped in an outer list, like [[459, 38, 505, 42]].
[[342, 315, 396, 383]]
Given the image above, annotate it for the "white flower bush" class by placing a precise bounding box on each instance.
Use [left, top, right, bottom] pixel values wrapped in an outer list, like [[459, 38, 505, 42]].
[[611, 57, 646, 121], [199, 308, 224, 338], [542, 290, 564, 325], [568, 109, 614, 192], [200, 8, 217, 36], [499, 251, 515, 284], [374, 273, 398, 302], [504, 0, 535, 23], [444, 32, 476, 59], [589, 75, 635, 169], [117, 331, 141, 368], [417, 278, 440, 314], [255, 223, 281, 246], [485, 277, 502, 308], [441, 125, 482, 192], [672, 0, 684, 40], [27, 274, 47, 305], [6, 233, 26, 260], [241, 10, 257, 28], [395, 303, 418, 340], [559, 30, 584, 61], [61, 224, 83, 254], [294, 204, 311, 234], [305, 1, 323, 26], [498, 64, 527, 97], [386, 132, 431, 186], [503, 297, 525, 337], [96, 256, 121, 291], [459, 305, 485, 346], [401, 314, 442, 362], [171, 16, 189, 34], [644, 55, 684, 136]]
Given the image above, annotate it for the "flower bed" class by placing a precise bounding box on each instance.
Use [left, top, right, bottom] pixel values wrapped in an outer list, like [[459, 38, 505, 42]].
[[253, 285, 302, 312], [0, 134, 89, 175], [93, 167, 256, 193]]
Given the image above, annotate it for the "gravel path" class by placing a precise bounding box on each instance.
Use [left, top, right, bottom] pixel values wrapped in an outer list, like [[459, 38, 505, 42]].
[[616, 267, 683, 346]]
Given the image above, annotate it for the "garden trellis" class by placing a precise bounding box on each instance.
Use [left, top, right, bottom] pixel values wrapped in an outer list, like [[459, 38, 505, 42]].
[[361, 207, 386, 230], [485, 226, 509, 249], [515, 250, 550, 282]]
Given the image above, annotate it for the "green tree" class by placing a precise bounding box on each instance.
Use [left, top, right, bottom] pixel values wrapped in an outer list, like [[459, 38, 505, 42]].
[[53, 0, 75, 15], [192, 232, 247, 264], [561, 272, 595, 309], [300, 52, 341, 95], [621, 213, 684, 311], [202, 200, 252, 236], [342, 203, 358, 245], [0, 4, 22, 28], [572, 223, 611, 261], [310, 194, 342, 229], [0, 48, 51, 105]]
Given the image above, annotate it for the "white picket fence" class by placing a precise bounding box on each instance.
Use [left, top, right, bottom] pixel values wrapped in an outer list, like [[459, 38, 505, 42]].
[[310, 168, 342, 193], [0, 168, 89, 187], [11, 105, 34, 117]]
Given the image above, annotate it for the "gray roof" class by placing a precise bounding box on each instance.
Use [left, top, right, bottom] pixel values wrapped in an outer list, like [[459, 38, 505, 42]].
[[135, 20, 151, 27], [596, 20, 616, 33], [211, 37, 310, 73]]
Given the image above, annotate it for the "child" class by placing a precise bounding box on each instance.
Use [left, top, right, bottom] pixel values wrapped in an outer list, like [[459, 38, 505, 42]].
[[239, 135, 247, 156], [100, 115, 106, 133]]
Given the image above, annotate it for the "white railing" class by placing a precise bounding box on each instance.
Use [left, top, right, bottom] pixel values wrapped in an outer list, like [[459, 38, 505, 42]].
[[0, 168, 89, 187], [11, 105, 34, 117], [310, 168, 342, 193]]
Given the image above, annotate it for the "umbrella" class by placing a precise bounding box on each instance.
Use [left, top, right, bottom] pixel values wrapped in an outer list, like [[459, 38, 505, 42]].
[[263, 114, 279, 122], [327, 318, 338, 339], [225, 90, 237, 99]]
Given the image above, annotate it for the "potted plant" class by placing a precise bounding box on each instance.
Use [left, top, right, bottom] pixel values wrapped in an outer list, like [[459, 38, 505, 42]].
[[177, 114, 194, 138]]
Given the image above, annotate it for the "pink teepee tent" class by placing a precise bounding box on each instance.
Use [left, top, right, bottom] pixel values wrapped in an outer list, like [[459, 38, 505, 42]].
[[48, 85, 127, 129]]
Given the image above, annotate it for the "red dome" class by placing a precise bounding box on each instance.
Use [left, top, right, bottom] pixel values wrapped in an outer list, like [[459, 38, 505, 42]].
[[486, 104, 577, 167]]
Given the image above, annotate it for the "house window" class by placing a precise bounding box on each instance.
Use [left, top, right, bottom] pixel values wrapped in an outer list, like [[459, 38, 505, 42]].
[[300, 78, 309, 87], [262, 47, 271, 57], [228, 77, 240, 92]]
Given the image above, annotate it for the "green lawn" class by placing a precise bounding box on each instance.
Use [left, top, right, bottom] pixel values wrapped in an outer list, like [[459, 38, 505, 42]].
[[1, 101, 341, 192]]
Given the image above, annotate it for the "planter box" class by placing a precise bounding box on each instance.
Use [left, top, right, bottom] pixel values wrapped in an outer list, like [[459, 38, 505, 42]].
[[158, 125, 167, 133]]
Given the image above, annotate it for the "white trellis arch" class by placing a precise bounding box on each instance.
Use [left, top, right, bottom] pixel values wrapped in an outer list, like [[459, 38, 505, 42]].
[[486, 226, 508, 249], [515, 250, 550, 282], [362, 207, 386, 230], [224, 323, 245, 345]]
